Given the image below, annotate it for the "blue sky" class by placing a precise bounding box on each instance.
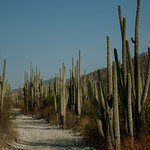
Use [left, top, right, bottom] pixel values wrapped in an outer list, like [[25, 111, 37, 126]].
[[0, 0, 149, 89]]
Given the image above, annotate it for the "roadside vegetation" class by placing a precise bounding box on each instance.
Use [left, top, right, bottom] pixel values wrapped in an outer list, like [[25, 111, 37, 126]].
[[0, 60, 17, 149]]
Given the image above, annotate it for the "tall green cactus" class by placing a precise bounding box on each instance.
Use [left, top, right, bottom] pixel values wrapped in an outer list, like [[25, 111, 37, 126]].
[[30, 62, 33, 83], [88, 80, 104, 138], [117, 0, 150, 134], [118, 6, 129, 132], [76, 60, 81, 117], [113, 61, 121, 150], [141, 48, 150, 110], [127, 74, 134, 141], [1, 59, 6, 111], [82, 69, 87, 103], [107, 36, 112, 97], [75, 50, 82, 117], [118, 5, 123, 37], [59, 63, 68, 128], [88, 37, 121, 148], [106, 36, 114, 150], [97, 37, 115, 147], [118, 5, 127, 87], [134, 0, 142, 117], [40, 78, 44, 105], [23, 71, 29, 113], [79, 49, 81, 82], [122, 18, 127, 87], [70, 57, 75, 111], [54, 73, 58, 113], [30, 63, 34, 110], [24, 64, 47, 112], [126, 40, 135, 101], [129, 0, 150, 131]]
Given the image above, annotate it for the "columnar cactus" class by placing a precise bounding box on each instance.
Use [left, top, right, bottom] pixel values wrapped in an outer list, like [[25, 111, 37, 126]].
[[69, 58, 75, 112], [88, 80, 104, 138], [126, 40, 135, 101], [113, 61, 121, 150], [141, 48, 150, 110], [30, 63, 34, 110], [23, 71, 29, 113], [107, 36, 112, 97], [88, 37, 121, 148], [30, 62, 33, 83], [24, 64, 47, 112], [59, 63, 68, 128], [40, 78, 44, 105], [76, 60, 81, 117], [0, 59, 6, 111], [44, 86, 48, 99], [54, 73, 58, 112], [79, 49, 81, 82], [134, 0, 142, 118], [118, 5, 127, 87], [116, 0, 150, 134], [72, 58, 76, 111], [106, 36, 114, 149], [127, 74, 134, 141], [82, 69, 87, 103]]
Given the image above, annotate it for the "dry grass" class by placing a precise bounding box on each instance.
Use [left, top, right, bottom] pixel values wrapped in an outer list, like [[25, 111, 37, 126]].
[[121, 133, 150, 150], [65, 110, 78, 129], [0, 98, 18, 149]]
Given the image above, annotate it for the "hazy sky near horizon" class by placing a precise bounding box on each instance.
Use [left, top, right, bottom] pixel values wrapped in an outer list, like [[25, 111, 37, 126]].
[[0, 0, 150, 89]]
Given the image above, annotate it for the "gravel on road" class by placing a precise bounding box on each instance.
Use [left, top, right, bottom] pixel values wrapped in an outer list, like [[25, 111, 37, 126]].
[[8, 111, 94, 150]]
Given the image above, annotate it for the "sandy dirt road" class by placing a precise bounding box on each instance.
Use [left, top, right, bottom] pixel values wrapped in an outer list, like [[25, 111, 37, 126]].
[[8, 110, 92, 150]]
